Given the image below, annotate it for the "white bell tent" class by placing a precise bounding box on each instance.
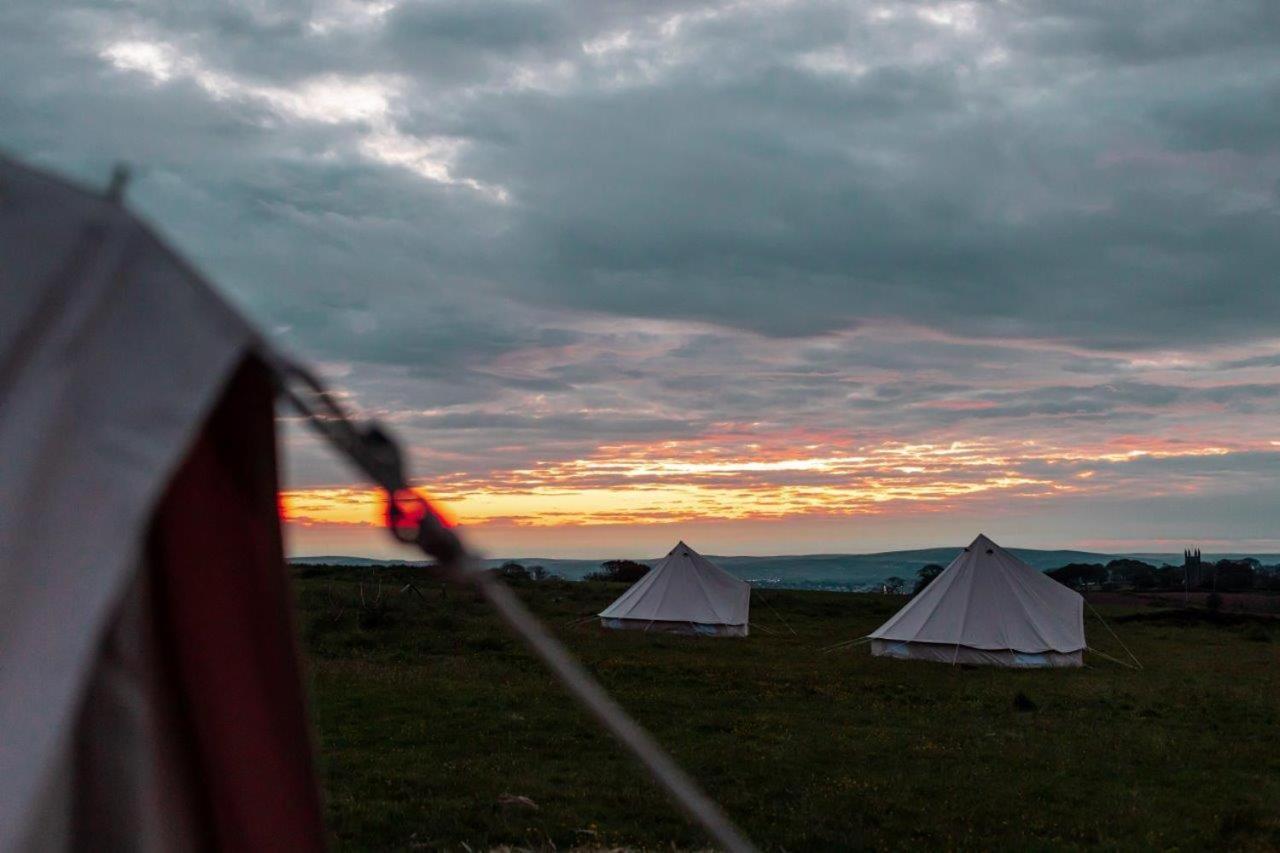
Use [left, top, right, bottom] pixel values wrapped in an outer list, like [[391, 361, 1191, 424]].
[[599, 542, 751, 636], [0, 156, 324, 849], [869, 534, 1086, 667]]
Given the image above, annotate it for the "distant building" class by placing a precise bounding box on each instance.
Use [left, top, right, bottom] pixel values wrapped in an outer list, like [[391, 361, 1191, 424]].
[[1183, 548, 1209, 587]]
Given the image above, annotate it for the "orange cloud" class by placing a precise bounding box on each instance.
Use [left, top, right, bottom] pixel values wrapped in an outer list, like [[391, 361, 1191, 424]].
[[281, 434, 1250, 532]]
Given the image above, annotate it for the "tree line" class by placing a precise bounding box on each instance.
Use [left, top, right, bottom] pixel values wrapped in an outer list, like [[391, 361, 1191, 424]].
[[1045, 557, 1280, 593], [495, 559, 652, 583], [879, 557, 1280, 597]]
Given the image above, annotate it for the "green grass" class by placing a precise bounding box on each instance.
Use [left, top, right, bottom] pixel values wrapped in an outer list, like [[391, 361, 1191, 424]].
[[293, 567, 1280, 851]]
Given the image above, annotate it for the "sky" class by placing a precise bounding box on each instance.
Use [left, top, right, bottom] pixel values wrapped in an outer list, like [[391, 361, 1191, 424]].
[[4, 0, 1280, 559]]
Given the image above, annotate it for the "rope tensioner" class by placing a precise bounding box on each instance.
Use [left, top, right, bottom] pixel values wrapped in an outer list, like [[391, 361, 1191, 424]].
[[274, 356, 757, 853]]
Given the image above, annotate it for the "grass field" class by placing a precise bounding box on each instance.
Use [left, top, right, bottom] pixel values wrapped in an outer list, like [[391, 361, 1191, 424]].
[[293, 566, 1280, 851]]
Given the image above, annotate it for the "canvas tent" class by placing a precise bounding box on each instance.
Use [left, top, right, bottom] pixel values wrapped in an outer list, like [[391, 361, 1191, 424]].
[[599, 541, 751, 636], [0, 156, 325, 850], [868, 534, 1085, 667]]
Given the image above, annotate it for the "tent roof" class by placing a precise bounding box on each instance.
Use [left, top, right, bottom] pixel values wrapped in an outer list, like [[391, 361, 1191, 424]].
[[0, 155, 263, 848], [599, 541, 750, 626], [869, 534, 1085, 653]]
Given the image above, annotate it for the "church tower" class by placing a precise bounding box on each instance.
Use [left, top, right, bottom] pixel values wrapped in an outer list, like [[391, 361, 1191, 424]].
[[1183, 548, 1203, 587]]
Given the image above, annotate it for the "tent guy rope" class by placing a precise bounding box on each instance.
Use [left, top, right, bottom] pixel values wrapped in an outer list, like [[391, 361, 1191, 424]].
[[753, 587, 798, 635], [274, 356, 757, 853], [1084, 599, 1143, 670], [1085, 646, 1143, 670], [818, 636, 871, 653]]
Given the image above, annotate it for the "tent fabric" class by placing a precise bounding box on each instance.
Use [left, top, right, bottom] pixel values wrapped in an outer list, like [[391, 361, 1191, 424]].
[[599, 541, 750, 634], [870, 640, 1083, 668], [869, 534, 1085, 667], [141, 358, 325, 849], [601, 618, 749, 637], [0, 155, 322, 849], [23, 361, 326, 850], [21, 557, 205, 853]]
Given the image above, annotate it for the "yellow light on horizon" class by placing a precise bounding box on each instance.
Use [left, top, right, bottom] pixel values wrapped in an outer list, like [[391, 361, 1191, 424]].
[[279, 438, 1245, 531]]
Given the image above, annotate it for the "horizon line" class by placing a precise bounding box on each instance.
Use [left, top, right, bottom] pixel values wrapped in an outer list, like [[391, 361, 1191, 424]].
[[286, 544, 1280, 563]]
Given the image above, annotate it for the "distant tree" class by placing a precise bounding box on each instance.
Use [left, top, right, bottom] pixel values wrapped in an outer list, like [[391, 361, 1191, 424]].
[[884, 576, 907, 595], [498, 561, 531, 581], [913, 564, 944, 596], [1215, 559, 1256, 591], [1105, 559, 1158, 590], [528, 565, 548, 581], [1048, 563, 1107, 590], [1256, 565, 1280, 592], [585, 559, 650, 583], [1154, 564, 1183, 590]]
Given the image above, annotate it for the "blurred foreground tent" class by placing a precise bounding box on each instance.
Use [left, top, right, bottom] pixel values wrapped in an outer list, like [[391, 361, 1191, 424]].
[[600, 541, 751, 636], [0, 155, 756, 852], [0, 157, 325, 848], [869, 534, 1087, 667]]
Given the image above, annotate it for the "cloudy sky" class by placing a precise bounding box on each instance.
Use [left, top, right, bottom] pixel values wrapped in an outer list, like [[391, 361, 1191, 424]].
[[5, 0, 1280, 558]]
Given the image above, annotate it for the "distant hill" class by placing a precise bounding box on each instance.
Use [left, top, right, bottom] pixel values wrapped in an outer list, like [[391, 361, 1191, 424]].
[[289, 548, 1280, 591], [293, 555, 432, 567], [288, 546, 1102, 591], [709, 547, 1114, 590]]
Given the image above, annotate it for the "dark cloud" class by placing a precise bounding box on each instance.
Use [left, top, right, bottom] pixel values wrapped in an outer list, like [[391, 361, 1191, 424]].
[[4, 0, 1280, 549], [8, 0, 1277, 353], [1015, 0, 1280, 64]]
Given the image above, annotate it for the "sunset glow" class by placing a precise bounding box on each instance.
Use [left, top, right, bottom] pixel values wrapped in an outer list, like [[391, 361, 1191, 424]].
[[280, 436, 1256, 537], [20, 0, 1280, 558], [273, 324, 1280, 556]]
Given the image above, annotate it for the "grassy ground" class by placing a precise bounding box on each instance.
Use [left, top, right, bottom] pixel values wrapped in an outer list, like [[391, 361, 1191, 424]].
[[293, 566, 1280, 851]]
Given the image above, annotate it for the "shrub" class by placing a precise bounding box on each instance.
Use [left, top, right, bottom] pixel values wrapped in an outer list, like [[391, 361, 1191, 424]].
[[1106, 559, 1158, 589], [1048, 562, 1107, 589], [585, 559, 650, 583], [1206, 592, 1223, 612], [497, 561, 531, 581], [913, 564, 943, 596]]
